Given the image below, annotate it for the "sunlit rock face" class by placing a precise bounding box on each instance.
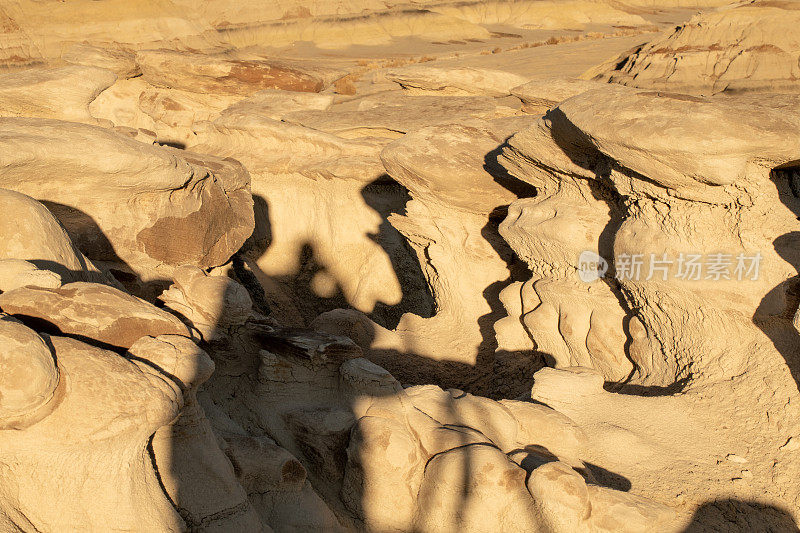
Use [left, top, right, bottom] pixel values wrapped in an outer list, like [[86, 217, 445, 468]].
[[500, 85, 800, 387], [587, 0, 800, 95], [187, 102, 428, 328], [0, 118, 254, 290], [2, 0, 800, 530], [0, 65, 117, 124], [0, 326, 186, 532], [490, 86, 800, 530], [0, 188, 111, 286], [0, 191, 267, 531], [194, 309, 676, 533], [0, 0, 648, 61], [310, 116, 543, 397]]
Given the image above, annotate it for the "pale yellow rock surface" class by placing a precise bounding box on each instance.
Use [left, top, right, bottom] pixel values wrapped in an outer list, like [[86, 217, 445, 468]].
[[386, 65, 530, 96], [0, 282, 191, 349], [0, 118, 254, 284], [497, 83, 800, 527], [136, 49, 332, 95], [0, 1, 798, 531], [189, 109, 430, 327], [62, 42, 140, 78], [588, 0, 800, 95], [380, 119, 526, 214], [282, 92, 508, 137], [313, 116, 539, 395], [511, 76, 604, 113], [136, 335, 266, 531], [159, 265, 253, 339], [219, 88, 335, 121], [0, 188, 110, 285], [0, 65, 116, 124], [427, 0, 650, 29], [0, 259, 61, 293], [0, 316, 59, 430], [0, 334, 189, 531], [0, 0, 218, 63]]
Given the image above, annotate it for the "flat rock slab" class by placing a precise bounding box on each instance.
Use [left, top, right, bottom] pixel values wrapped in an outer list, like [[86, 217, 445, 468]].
[[511, 77, 604, 113], [282, 93, 502, 137], [386, 65, 529, 97], [0, 65, 116, 124], [0, 282, 189, 349], [381, 118, 535, 214], [219, 89, 335, 121], [137, 50, 333, 95]]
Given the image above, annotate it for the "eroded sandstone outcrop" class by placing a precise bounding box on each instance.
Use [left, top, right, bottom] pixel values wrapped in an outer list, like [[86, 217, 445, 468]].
[[0, 283, 191, 349], [193, 291, 676, 532], [587, 0, 800, 95], [0, 191, 337, 532], [136, 50, 338, 95], [314, 116, 540, 396], [499, 85, 800, 385], [386, 65, 529, 97], [189, 100, 434, 327], [511, 77, 603, 114], [0, 188, 110, 286], [0, 118, 254, 290], [1, 1, 797, 530], [493, 84, 800, 523], [0, 65, 116, 124], [282, 92, 511, 138]]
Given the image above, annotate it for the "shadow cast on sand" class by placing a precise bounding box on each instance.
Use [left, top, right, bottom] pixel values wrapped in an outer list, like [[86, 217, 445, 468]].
[[682, 499, 800, 532]]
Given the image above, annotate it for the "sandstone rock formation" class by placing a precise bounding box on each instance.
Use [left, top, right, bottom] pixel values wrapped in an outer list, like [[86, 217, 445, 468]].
[[0, 283, 191, 349], [312, 116, 540, 395], [500, 85, 800, 383], [0, 1, 797, 531], [511, 77, 603, 114], [587, 0, 800, 95], [0, 118, 254, 289], [282, 92, 509, 138], [491, 84, 800, 525], [136, 50, 336, 96], [62, 42, 140, 78], [188, 99, 435, 328], [386, 65, 529, 96], [0, 65, 116, 124]]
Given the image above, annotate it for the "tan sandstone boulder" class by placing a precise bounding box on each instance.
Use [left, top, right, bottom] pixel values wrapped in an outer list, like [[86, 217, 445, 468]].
[[0, 188, 110, 285], [0, 118, 254, 284], [0, 331, 187, 531]]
